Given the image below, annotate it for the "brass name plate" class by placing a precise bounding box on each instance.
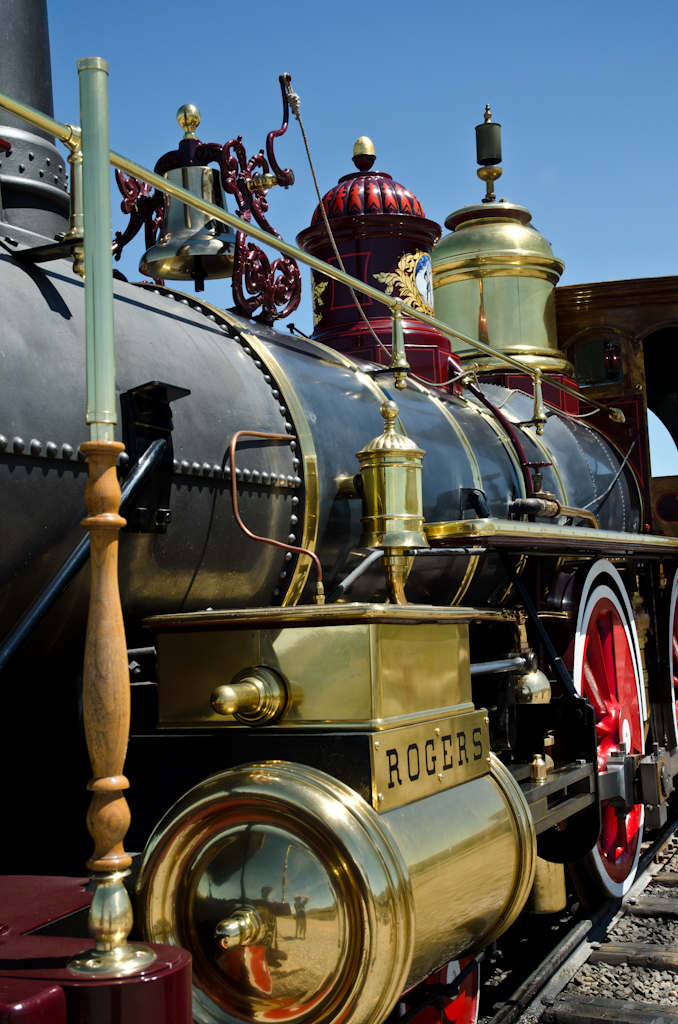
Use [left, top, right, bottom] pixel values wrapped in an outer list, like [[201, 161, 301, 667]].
[[370, 709, 490, 813]]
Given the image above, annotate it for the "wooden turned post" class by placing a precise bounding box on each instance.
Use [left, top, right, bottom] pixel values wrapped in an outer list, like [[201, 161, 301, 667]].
[[80, 440, 131, 873], [69, 441, 156, 974]]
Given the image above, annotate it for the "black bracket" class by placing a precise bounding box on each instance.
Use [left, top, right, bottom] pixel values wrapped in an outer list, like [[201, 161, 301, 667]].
[[13, 236, 76, 263], [514, 702, 601, 863], [120, 380, 190, 534]]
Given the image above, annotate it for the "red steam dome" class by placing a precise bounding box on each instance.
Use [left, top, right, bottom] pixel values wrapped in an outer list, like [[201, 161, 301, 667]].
[[297, 137, 459, 387], [311, 171, 426, 223]]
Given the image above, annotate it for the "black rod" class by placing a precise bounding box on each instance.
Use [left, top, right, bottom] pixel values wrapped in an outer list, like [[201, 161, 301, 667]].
[[0, 439, 166, 672], [497, 548, 579, 699], [470, 656, 527, 677]]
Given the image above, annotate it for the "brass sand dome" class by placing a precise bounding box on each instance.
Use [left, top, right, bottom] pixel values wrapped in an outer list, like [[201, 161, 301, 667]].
[[432, 201, 572, 375]]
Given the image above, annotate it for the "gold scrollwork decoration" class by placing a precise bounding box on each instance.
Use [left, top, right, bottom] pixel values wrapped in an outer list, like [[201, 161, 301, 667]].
[[374, 250, 434, 315], [312, 277, 328, 326]]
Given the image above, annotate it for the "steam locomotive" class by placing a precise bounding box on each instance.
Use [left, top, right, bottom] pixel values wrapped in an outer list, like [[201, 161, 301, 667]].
[[2, 3, 678, 1023]]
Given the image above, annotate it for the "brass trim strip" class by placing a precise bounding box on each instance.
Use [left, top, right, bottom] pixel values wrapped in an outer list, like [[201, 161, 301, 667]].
[[236, 327, 320, 606], [491, 405, 570, 505], [409, 382, 483, 489], [301, 333, 405, 426], [453, 553, 480, 606], [425, 518, 678, 555], [407, 381, 482, 604], [433, 251, 565, 272], [138, 290, 321, 606], [145, 601, 515, 632], [461, 394, 529, 501], [433, 267, 561, 287]]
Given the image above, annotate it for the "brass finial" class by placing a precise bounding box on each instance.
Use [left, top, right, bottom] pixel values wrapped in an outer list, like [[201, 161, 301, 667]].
[[177, 103, 201, 139], [353, 136, 376, 172], [354, 136, 375, 157], [381, 400, 398, 432], [360, 401, 421, 452], [484, 104, 492, 123]]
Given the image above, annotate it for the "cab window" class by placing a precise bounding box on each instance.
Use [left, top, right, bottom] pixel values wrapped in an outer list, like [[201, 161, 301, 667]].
[[575, 339, 623, 388]]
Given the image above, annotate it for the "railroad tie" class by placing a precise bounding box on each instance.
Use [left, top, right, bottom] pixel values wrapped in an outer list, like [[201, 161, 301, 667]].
[[543, 992, 678, 1022]]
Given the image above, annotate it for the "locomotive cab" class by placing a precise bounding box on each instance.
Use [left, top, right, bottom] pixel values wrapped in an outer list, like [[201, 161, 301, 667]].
[[557, 278, 678, 541]]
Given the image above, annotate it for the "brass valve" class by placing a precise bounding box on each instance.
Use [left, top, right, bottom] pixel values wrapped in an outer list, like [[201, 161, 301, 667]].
[[530, 753, 548, 784], [210, 667, 287, 724], [215, 909, 262, 951], [511, 614, 551, 704], [515, 668, 551, 704], [247, 172, 278, 192]]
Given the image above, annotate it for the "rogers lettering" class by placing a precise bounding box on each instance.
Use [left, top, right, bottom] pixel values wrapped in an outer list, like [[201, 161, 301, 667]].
[[371, 710, 490, 812]]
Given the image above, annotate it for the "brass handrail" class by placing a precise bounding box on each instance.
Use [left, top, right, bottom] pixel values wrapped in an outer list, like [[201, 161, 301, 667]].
[[0, 87, 619, 417]]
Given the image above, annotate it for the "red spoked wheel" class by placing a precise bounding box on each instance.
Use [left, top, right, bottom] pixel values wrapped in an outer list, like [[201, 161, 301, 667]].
[[400, 956, 479, 1024], [668, 570, 678, 748], [570, 575, 645, 897]]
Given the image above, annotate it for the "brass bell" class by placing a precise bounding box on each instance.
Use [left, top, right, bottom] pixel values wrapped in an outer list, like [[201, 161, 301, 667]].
[[139, 106, 237, 291]]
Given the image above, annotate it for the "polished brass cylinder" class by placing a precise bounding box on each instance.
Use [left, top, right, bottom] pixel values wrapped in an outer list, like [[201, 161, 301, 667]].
[[381, 754, 536, 986], [432, 202, 572, 375], [356, 401, 428, 550], [137, 756, 535, 1024]]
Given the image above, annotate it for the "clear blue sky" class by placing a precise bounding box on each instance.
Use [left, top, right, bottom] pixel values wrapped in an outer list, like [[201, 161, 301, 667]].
[[44, 0, 678, 474]]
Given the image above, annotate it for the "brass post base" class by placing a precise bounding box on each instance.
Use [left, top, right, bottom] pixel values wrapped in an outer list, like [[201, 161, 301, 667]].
[[380, 551, 413, 605], [67, 870, 157, 977], [67, 943, 157, 977]]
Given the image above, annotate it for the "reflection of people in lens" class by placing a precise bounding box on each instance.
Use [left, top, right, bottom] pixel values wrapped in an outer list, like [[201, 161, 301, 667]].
[[294, 895, 309, 939], [260, 886, 273, 901]]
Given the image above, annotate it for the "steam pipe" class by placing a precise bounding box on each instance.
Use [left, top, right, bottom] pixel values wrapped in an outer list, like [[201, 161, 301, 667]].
[[326, 547, 489, 603]]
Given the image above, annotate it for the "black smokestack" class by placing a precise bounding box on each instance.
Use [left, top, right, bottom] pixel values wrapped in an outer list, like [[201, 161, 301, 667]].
[[0, 0, 69, 238]]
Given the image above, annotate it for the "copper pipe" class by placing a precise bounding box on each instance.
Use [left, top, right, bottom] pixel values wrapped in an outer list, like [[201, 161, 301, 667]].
[[229, 430, 324, 600], [558, 504, 599, 529]]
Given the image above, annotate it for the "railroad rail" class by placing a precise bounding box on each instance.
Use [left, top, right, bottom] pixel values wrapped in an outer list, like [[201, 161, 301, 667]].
[[484, 813, 678, 1024]]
